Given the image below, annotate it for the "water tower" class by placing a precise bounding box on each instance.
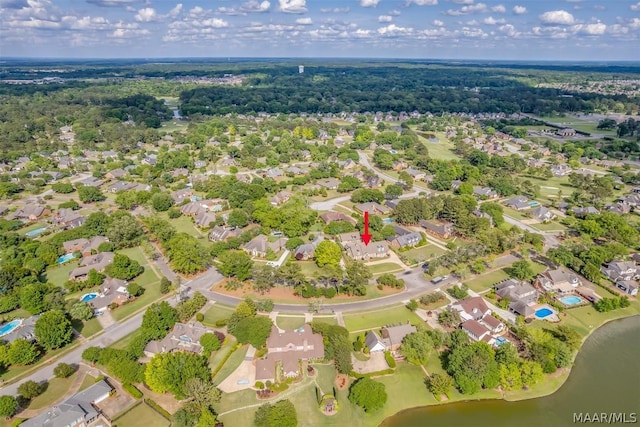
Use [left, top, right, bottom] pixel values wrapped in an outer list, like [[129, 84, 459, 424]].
[[298, 65, 304, 74]]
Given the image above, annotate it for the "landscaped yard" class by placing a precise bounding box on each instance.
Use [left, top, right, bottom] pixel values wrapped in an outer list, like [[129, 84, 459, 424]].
[[367, 262, 405, 275], [531, 221, 567, 232], [45, 261, 79, 287], [213, 344, 248, 385], [161, 214, 202, 238], [113, 402, 170, 427], [401, 245, 448, 264], [202, 304, 235, 327], [464, 269, 509, 293], [25, 371, 81, 410], [71, 317, 102, 338], [343, 304, 423, 332], [276, 316, 306, 331], [297, 260, 323, 278], [111, 279, 162, 321]]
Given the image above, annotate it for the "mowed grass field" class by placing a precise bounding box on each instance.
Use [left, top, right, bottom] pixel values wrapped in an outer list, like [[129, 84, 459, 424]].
[[343, 304, 423, 332], [113, 403, 170, 427]]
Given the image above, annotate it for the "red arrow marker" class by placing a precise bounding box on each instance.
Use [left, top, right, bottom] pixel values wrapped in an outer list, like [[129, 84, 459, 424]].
[[361, 211, 372, 246]]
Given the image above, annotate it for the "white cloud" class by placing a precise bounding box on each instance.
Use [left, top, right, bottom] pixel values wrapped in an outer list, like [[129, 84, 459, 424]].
[[389, 10, 401, 15], [217, 7, 246, 16], [446, 2, 487, 16], [200, 18, 228, 28], [86, 0, 134, 7], [631, 2, 640, 11], [498, 23, 519, 37], [513, 5, 527, 15], [378, 15, 392, 22], [539, 10, 575, 25], [167, 4, 183, 18], [492, 5, 506, 13], [320, 7, 350, 13], [433, 19, 444, 27], [360, 0, 381, 7], [452, 0, 473, 4], [296, 17, 312, 25], [377, 23, 413, 35], [134, 7, 156, 22], [241, 1, 271, 13], [484, 16, 505, 25], [405, 0, 438, 5], [279, 0, 306, 13], [573, 22, 606, 35], [630, 18, 640, 29]]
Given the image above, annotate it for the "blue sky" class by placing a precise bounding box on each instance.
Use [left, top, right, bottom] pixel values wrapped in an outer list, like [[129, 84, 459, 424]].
[[1, 0, 639, 60]]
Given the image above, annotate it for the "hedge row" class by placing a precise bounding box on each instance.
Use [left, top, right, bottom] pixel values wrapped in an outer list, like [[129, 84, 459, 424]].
[[349, 368, 395, 378], [144, 398, 171, 420], [122, 383, 143, 399]]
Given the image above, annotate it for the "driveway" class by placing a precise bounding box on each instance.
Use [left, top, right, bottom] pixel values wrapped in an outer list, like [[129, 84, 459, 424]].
[[351, 352, 389, 374], [217, 346, 256, 393]]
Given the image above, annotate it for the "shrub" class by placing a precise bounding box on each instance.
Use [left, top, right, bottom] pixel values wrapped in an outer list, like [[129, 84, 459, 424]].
[[215, 319, 229, 327], [175, 292, 207, 322], [419, 292, 446, 305], [123, 383, 143, 399], [144, 398, 171, 419], [160, 277, 172, 294], [18, 380, 46, 399], [196, 313, 204, 322], [255, 381, 265, 389], [53, 363, 75, 378], [127, 282, 145, 297], [384, 351, 396, 368]]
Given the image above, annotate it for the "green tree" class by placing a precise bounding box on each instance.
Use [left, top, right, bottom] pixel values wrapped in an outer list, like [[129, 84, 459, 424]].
[[427, 373, 454, 399], [199, 333, 221, 355], [384, 184, 403, 199], [82, 347, 102, 364], [314, 240, 342, 267], [77, 185, 106, 203], [160, 276, 172, 294], [70, 302, 93, 321], [332, 334, 353, 374], [228, 209, 249, 228], [183, 377, 222, 411], [8, 339, 38, 365], [141, 301, 178, 340], [18, 380, 45, 399], [400, 330, 433, 365], [115, 190, 138, 210], [106, 214, 145, 248], [506, 260, 535, 281], [520, 360, 545, 387], [232, 316, 273, 348], [53, 362, 75, 378], [150, 192, 174, 212], [254, 400, 298, 427], [0, 395, 18, 419], [52, 182, 74, 194], [35, 310, 73, 350], [349, 377, 388, 412], [145, 352, 210, 399], [498, 363, 523, 391], [447, 341, 499, 395], [217, 250, 253, 281], [104, 253, 144, 280], [195, 407, 219, 427], [167, 233, 210, 274], [19, 283, 51, 315]]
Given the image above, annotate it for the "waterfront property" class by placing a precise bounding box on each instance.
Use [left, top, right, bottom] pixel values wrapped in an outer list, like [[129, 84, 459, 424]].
[[536, 268, 581, 294], [494, 279, 539, 318], [558, 295, 587, 307], [365, 323, 418, 353], [533, 305, 559, 322]]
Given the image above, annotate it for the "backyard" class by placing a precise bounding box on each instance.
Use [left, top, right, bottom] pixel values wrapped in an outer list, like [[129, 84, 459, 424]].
[[113, 402, 170, 427], [343, 304, 423, 332]]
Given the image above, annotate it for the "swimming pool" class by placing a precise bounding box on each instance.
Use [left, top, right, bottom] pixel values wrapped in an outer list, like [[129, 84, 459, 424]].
[[560, 295, 584, 306], [80, 293, 98, 303], [57, 253, 76, 264], [535, 307, 554, 319], [495, 336, 508, 346], [26, 227, 47, 237], [382, 218, 394, 224], [0, 319, 23, 337]]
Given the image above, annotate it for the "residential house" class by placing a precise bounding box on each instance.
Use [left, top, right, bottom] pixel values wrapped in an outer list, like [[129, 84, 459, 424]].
[[51, 208, 85, 230], [87, 278, 130, 312], [68, 252, 114, 281], [317, 178, 340, 190], [255, 326, 325, 382], [365, 331, 388, 352], [551, 164, 572, 177], [105, 168, 127, 180], [285, 166, 308, 176], [379, 324, 417, 352], [63, 236, 107, 256], [600, 261, 639, 283], [392, 160, 407, 171], [344, 241, 389, 260], [606, 202, 631, 215], [106, 180, 137, 193], [101, 150, 118, 160], [495, 279, 538, 317], [319, 212, 356, 225], [572, 206, 600, 218], [460, 320, 492, 343], [531, 206, 556, 223], [504, 195, 532, 211], [209, 226, 241, 242], [451, 297, 491, 321], [337, 232, 361, 245], [294, 236, 324, 261], [472, 209, 494, 226], [242, 235, 287, 258], [354, 202, 391, 215], [171, 168, 189, 178], [193, 210, 216, 228], [142, 154, 157, 165], [10, 205, 50, 221], [389, 231, 422, 249], [473, 187, 498, 199], [269, 191, 292, 206], [266, 168, 283, 179], [144, 321, 218, 357], [366, 176, 381, 189], [419, 220, 454, 239], [21, 380, 113, 427], [194, 160, 207, 169], [171, 189, 193, 204], [614, 280, 638, 296], [220, 157, 236, 167], [385, 199, 401, 210], [79, 176, 103, 187], [536, 268, 581, 293], [1, 315, 39, 344], [556, 128, 576, 137]]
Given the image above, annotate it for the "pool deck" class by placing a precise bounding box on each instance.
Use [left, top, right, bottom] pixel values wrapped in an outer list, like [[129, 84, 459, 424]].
[[533, 304, 560, 322]]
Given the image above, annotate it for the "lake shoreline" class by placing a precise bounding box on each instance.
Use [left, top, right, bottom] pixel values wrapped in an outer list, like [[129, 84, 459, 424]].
[[380, 312, 640, 424]]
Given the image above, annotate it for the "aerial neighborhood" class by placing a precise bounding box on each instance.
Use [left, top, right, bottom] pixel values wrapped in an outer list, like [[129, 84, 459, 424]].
[[0, 59, 638, 427]]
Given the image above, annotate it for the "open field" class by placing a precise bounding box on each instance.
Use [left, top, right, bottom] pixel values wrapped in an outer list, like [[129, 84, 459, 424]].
[[113, 403, 170, 427], [343, 304, 423, 332]]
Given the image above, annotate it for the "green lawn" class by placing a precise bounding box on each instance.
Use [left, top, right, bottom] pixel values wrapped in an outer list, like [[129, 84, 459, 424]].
[[78, 374, 97, 391], [202, 304, 235, 327], [414, 130, 461, 161], [276, 316, 306, 331], [113, 402, 170, 427], [25, 371, 81, 410], [311, 316, 337, 326], [297, 260, 323, 278], [464, 269, 509, 293], [401, 245, 448, 264], [111, 278, 162, 321], [343, 305, 423, 332], [213, 344, 248, 385], [45, 261, 79, 287], [109, 330, 141, 350], [502, 207, 529, 220], [118, 246, 149, 267], [163, 213, 202, 238], [209, 337, 238, 371], [531, 221, 567, 232], [367, 263, 405, 275], [71, 317, 103, 338]]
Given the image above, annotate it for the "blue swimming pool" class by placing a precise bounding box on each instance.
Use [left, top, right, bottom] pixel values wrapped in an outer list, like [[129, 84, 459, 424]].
[[26, 227, 47, 237], [0, 319, 22, 337], [80, 293, 98, 302], [495, 336, 508, 346], [535, 307, 554, 319], [382, 218, 394, 224], [57, 253, 76, 264], [560, 295, 584, 306]]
